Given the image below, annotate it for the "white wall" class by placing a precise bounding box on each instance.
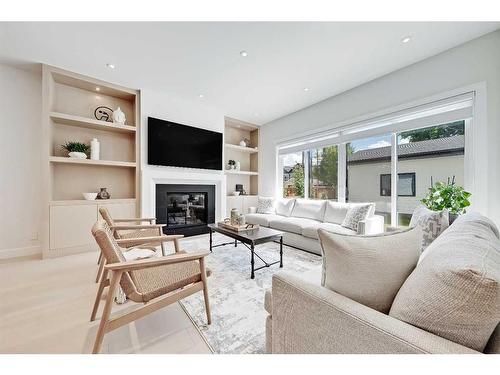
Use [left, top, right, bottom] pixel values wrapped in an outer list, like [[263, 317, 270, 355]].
[[0, 64, 42, 257], [139, 88, 226, 220], [260, 30, 500, 224]]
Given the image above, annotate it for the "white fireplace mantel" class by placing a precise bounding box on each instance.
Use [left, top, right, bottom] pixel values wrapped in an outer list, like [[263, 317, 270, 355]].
[[141, 166, 226, 222]]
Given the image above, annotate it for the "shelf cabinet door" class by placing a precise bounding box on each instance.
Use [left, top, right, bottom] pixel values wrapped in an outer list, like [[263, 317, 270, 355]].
[[98, 202, 137, 219], [243, 196, 258, 214], [49, 204, 97, 250], [226, 196, 243, 218]]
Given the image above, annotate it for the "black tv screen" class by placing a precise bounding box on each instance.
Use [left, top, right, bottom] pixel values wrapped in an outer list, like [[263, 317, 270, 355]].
[[148, 117, 223, 170]]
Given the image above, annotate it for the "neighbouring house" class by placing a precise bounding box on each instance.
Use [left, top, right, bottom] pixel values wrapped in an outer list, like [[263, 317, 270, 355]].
[[347, 135, 465, 223]]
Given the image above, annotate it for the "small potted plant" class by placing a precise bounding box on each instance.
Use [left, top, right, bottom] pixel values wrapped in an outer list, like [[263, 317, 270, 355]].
[[228, 159, 236, 170], [61, 141, 90, 159], [421, 177, 471, 224]]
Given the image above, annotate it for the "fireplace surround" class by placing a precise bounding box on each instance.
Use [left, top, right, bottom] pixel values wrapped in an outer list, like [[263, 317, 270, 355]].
[[156, 184, 215, 236]]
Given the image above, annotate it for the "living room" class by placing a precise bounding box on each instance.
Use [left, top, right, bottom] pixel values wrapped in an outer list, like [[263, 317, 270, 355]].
[[1, 1, 499, 374]]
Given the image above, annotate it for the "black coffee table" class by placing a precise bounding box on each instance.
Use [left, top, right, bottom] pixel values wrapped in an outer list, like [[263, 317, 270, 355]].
[[208, 223, 284, 279]]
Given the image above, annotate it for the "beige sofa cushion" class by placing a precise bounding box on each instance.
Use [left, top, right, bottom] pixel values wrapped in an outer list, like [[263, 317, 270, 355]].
[[318, 227, 422, 314], [389, 212, 500, 352], [290, 198, 327, 221], [275, 198, 296, 217], [324, 201, 374, 224], [270, 217, 320, 235], [245, 213, 281, 227], [302, 222, 356, 239]]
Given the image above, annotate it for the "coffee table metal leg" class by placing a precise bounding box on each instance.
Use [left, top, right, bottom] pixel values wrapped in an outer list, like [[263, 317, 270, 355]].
[[234, 239, 238, 247], [209, 229, 213, 252], [250, 243, 255, 279], [280, 236, 283, 268]]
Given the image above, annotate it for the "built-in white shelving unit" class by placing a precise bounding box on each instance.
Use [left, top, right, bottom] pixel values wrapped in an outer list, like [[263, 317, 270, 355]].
[[41, 65, 140, 258]]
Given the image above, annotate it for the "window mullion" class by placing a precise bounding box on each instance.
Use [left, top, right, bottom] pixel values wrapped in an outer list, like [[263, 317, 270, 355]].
[[338, 143, 346, 203], [390, 133, 398, 226]]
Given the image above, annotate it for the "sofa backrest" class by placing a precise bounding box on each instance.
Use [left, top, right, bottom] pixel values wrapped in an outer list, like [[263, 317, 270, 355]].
[[323, 201, 375, 224], [275, 198, 296, 217], [290, 199, 327, 221]]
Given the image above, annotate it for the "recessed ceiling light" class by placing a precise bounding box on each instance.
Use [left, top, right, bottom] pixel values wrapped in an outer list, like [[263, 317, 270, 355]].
[[303, 88, 310, 92], [401, 36, 411, 44], [240, 50, 248, 57], [95, 87, 100, 91], [199, 94, 204, 98], [106, 63, 115, 69]]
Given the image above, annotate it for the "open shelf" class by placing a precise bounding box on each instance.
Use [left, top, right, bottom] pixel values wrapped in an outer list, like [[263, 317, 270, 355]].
[[49, 156, 136, 168], [225, 143, 258, 153], [225, 170, 259, 176], [50, 112, 136, 134]]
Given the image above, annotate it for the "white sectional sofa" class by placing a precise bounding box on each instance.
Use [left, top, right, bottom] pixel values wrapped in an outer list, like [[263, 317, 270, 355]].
[[245, 198, 384, 254]]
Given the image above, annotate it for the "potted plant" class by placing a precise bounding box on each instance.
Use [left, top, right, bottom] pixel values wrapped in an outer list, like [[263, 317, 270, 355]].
[[228, 159, 236, 170], [421, 178, 471, 224], [61, 141, 90, 159]]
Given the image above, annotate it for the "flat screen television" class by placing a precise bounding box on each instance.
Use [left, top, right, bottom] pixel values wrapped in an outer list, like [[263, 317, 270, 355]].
[[148, 117, 223, 170]]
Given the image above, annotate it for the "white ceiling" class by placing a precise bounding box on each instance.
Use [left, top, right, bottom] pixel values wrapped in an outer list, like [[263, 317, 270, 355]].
[[0, 22, 498, 124]]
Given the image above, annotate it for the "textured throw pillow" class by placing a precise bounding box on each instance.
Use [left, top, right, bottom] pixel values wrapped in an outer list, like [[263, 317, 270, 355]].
[[390, 213, 500, 352], [275, 198, 295, 217], [341, 204, 372, 232], [257, 197, 275, 214], [318, 226, 422, 313], [409, 204, 449, 251]]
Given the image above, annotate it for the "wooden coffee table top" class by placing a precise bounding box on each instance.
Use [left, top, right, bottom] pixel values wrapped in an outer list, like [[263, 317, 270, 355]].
[[208, 223, 283, 245]]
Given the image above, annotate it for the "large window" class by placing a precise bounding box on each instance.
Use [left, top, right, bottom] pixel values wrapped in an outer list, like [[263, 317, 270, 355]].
[[281, 152, 305, 198], [277, 94, 472, 229], [346, 133, 392, 225], [396, 121, 465, 226], [308, 146, 338, 200]]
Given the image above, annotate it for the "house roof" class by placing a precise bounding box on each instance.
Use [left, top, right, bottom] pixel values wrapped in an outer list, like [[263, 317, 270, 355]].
[[348, 135, 465, 163]]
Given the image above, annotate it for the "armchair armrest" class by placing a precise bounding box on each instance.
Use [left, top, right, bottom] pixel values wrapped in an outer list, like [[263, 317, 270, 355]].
[[358, 215, 384, 235], [113, 217, 156, 224], [105, 251, 210, 272], [269, 272, 478, 354], [110, 224, 166, 231], [116, 234, 183, 247]]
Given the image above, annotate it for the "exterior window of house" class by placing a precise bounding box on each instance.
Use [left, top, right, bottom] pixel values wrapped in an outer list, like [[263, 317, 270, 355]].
[[396, 120, 465, 226], [308, 145, 338, 200], [282, 152, 305, 198], [380, 173, 416, 197], [346, 133, 392, 226]]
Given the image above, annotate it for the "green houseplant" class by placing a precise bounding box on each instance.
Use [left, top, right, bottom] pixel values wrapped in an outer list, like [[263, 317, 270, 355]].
[[421, 179, 471, 223], [61, 141, 90, 159]]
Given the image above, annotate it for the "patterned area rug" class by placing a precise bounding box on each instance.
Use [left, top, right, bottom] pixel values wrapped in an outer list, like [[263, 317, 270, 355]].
[[179, 233, 322, 354]]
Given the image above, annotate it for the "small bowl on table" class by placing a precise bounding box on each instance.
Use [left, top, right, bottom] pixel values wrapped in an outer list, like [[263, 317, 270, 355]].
[[232, 191, 240, 196]]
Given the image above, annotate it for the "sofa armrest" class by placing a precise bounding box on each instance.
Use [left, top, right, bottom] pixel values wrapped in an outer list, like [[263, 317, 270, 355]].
[[358, 215, 384, 235], [269, 272, 478, 354]]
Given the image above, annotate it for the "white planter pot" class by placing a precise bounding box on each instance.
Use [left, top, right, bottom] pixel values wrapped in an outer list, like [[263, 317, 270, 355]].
[[68, 152, 87, 159]]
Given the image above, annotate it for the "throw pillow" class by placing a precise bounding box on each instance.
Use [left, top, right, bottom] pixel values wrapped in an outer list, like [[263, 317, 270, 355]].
[[409, 204, 449, 251], [389, 213, 500, 352], [318, 226, 422, 313], [341, 204, 372, 232], [275, 198, 296, 217], [257, 196, 275, 214]]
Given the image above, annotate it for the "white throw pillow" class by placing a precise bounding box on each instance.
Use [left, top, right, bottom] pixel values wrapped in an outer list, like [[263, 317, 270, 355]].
[[341, 204, 372, 232], [290, 198, 326, 221], [257, 196, 276, 214], [275, 198, 296, 217], [409, 204, 449, 251], [318, 226, 422, 313]]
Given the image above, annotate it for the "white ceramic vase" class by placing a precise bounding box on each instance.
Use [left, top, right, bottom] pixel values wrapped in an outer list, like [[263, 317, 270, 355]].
[[235, 161, 241, 171], [68, 152, 87, 159], [113, 107, 126, 124], [90, 138, 100, 160]]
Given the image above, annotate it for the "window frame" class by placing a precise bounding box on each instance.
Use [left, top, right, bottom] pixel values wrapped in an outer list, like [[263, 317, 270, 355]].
[[380, 173, 416, 197]]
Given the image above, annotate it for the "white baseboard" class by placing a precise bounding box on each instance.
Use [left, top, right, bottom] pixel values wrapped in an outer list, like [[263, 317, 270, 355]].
[[0, 245, 42, 260]]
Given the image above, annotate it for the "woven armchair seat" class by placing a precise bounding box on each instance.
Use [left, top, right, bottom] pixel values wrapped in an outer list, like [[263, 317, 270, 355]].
[[130, 261, 212, 303]]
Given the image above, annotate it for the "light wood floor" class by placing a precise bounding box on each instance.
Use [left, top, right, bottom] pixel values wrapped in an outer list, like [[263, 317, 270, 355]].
[[0, 251, 212, 354]]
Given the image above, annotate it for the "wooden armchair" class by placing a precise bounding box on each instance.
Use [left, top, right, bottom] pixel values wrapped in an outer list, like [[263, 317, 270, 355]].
[[96, 207, 183, 283], [90, 220, 211, 354]]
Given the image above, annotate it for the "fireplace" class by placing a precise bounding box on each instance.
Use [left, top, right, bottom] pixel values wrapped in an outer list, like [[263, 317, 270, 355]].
[[156, 184, 215, 236]]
